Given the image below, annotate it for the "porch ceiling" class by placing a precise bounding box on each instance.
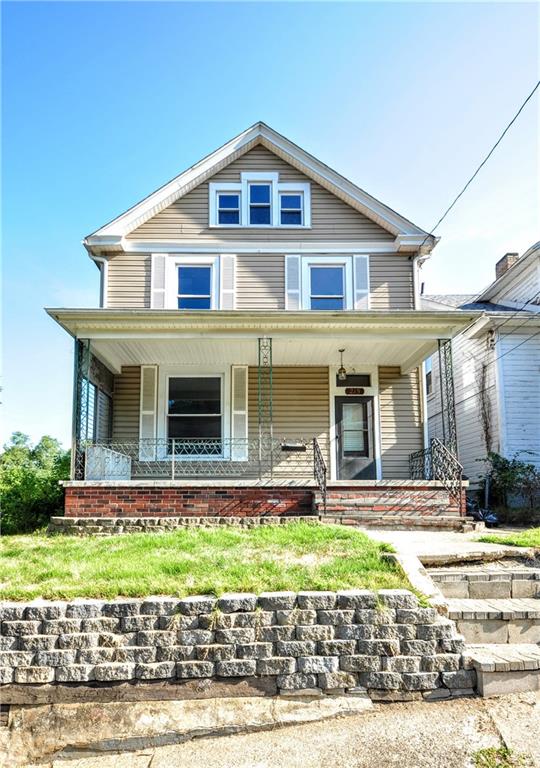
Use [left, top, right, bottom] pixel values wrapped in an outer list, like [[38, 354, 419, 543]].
[[47, 308, 482, 375]]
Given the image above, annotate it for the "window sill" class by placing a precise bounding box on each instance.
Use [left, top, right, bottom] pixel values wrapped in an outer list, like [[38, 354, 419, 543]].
[[208, 224, 312, 230]]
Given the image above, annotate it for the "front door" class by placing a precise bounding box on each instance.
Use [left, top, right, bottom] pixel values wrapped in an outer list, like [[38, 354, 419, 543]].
[[335, 396, 376, 479]]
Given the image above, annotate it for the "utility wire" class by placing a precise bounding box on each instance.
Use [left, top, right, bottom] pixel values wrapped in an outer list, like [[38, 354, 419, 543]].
[[420, 80, 540, 246]]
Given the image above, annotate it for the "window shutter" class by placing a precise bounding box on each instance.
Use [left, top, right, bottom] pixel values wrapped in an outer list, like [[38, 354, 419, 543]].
[[220, 254, 236, 310], [151, 254, 167, 308], [285, 255, 301, 310], [353, 254, 370, 310], [231, 365, 248, 460], [139, 365, 157, 460]]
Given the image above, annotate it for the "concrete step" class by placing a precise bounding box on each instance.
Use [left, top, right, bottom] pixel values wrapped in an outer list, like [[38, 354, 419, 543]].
[[430, 570, 540, 600], [464, 643, 540, 696], [447, 598, 540, 644]]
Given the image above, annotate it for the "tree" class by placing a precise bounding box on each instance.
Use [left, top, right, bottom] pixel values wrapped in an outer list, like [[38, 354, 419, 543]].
[[0, 433, 70, 534]]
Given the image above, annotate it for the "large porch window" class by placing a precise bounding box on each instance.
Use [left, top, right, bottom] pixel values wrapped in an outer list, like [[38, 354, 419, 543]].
[[167, 376, 222, 452]]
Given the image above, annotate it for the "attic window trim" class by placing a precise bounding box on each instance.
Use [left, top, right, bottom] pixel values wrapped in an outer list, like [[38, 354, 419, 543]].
[[209, 173, 311, 228]]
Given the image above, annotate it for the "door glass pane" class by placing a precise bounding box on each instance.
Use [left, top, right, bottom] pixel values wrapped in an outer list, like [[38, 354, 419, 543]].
[[168, 378, 221, 415], [342, 403, 366, 453]]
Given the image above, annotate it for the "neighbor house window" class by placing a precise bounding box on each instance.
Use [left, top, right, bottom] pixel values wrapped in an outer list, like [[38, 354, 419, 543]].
[[425, 358, 433, 395], [249, 183, 271, 225], [309, 265, 345, 310], [280, 193, 303, 225], [177, 266, 212, 309], [167, 377, 222, 452], [217, 193, 240, 225]]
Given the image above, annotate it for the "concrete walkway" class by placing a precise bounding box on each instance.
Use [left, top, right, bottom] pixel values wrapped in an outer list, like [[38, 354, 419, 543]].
[[45, 693, 540, 768]]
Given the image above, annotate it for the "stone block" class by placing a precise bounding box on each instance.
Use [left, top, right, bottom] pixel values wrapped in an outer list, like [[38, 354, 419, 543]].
[[421, 654, 460, 672], [356, 640, 400, 657], [276, 672, 318, 690], [24, 603, 66, 621], [401, 640, 437, 656], [422, 688, 452, 701], [340, 655, 381, 673], [296, 625, 334, 641], [317, 610, 355, 626], [439, 581, 469, 599], [42, 619, 82, 635], [18, 635, 57, 651], [58, 633, 100, 650], [507, 619, 540, 644], [66, 602, 104, 619], [276, 640, 316, 657], [377, 590, 418, 610], [369, 690, 422, 702], [336, 590, 376, 610], [297, 656, 339, 674], [402, 672, 440, 691], [177, 629, 213, 645], [177, 596, 216, 615], [0, 667, 13, 683], [214, 628, 255, 645], [257, 626, 295, 642], [258, 591, 296, 611], [359, 672, 402, 690], [55, 665, 94, 682], [227, 612, 274, 628], [394, 625, 417, 641], [158, 614, 199, 630], [416, 622, 455, 641], [135, 662, 175, 679], [2, 620, 42, 636], [137, 630, 178, 647], [477, 670, 539, 697], [383, 656, 421, 673], [156, 645, 195, 662], [140, 598, 180, 615], [442, 670, 477, 690], [318, 671, 357, 690], [216, 659, 256, 677], [0, 605, 26, 621], [317, 640, 356, 656], [297, 592, 337, 610], [35, 650, 76, 666], [456, 619, 508, 644], [176, 661, 214, 678], [336, 625, 373, 640], [0, 636, 18, 651], [102, 602, 140, 618], [81, 618, 120, 633], [356, 609, 396, 625], [14, 666, 55, 684], [257, 657, 296, 675], [438, 637, 466, 654], [372, 625, 405, 641], [512, 580, 540, 599], [396, 608, 437, 625], [94, 663, 135, 681], [120, 616, 159, 632], [115, 646, 157, 664], [77, 648, 116, 664], [235, 643, 273, 659], [195, 644, 235, 662], [217, 594, 257, 613], [276, 609, 316, 626], [469, 580, 511, 599]]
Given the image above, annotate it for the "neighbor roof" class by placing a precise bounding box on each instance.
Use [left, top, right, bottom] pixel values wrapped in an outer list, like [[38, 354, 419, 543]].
[[422, 295, 525, 313], [85, 121, 436, 248]]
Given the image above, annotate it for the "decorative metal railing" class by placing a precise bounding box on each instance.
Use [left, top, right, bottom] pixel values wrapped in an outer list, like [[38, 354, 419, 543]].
[[409, 437, 464, 508], [74, 437, 329, 483], [313, 437, 327, 513]]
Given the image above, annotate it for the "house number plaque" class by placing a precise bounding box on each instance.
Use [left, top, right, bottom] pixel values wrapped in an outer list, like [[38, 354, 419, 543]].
[[345, 387, 365, 395]]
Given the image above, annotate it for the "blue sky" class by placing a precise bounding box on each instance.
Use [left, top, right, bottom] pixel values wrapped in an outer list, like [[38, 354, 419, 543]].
[[2, 1, 538, 446]]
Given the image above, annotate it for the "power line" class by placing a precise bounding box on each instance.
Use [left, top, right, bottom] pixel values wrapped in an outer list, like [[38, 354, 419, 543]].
[[420, 80, 540, 246]]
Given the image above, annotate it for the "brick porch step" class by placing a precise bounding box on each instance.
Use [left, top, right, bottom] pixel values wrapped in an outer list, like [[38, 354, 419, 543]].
[[463, 643, 540, 696], [447, 597, 540, 644]]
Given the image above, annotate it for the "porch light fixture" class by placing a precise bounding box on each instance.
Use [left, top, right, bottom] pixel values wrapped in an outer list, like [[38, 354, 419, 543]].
[[337, 349, 347, 381]]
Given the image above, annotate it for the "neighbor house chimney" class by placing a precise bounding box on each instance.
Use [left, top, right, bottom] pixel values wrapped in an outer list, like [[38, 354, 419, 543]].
[[496, 252, 519, 280]]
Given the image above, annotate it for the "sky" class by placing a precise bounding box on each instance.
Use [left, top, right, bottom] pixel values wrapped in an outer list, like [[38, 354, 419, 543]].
[[2, 1, 539, 447]]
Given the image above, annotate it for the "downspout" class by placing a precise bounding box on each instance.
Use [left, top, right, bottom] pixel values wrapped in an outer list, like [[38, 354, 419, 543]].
[[92, 256, 109, 309]]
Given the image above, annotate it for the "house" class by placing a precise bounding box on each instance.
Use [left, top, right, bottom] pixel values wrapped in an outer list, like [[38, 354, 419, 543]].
[[47, 122, 479, 528], [424, 242, 540, 491]]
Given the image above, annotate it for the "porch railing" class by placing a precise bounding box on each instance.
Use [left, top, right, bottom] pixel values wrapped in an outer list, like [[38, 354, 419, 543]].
[[313, 437, 327, 513], [75, 437, 329, 483], [409, 437, 464, 509]]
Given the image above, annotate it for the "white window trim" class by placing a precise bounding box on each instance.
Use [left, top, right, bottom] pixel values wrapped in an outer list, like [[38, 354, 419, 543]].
[[165, 255, 220, 310], [301, 256, 354, 310], [209, 173, 311, 228]]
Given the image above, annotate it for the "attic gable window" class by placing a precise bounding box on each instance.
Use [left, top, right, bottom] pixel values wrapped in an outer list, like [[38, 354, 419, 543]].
[[209, 173, 310, 228]]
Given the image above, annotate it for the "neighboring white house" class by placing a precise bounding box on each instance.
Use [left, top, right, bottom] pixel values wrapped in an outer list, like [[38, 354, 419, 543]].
[[424, 242, 540, 489]]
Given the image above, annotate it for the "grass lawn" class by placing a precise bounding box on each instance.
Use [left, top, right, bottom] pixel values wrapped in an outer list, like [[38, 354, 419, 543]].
[[478, 527, 540, 549], [0, 523, 408, 601]]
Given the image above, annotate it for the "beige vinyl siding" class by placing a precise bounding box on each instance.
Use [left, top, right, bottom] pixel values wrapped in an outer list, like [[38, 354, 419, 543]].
[[111, 366, 141, 442], [370, 255, 414, 310], [379, 366, 423, 478], [107, 252, 150, 308], [236, 254, 285, 310], [128, 146, 394, 243]]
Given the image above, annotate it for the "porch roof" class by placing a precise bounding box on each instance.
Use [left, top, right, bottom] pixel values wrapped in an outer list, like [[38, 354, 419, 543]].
[[46, 308, 482, 375]]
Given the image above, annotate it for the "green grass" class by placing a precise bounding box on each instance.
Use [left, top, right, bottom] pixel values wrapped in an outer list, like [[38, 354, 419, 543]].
[[473, 747, 533, 768], [0, 523, 407, 601], [478, 527, 540, 549]]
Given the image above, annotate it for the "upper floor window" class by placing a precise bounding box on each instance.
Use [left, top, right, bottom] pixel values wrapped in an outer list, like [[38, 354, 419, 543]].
[[286, 254, 369, 311], [310, 265, 345, 310], [209, 172, 310, 228], [177, 265, 212, 310], [425, 357, 433, 395]]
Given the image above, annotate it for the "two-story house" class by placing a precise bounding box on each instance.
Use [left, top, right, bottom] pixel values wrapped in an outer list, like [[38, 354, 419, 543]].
[[47, 123, 479, 528], [425, 242, 540, 492]]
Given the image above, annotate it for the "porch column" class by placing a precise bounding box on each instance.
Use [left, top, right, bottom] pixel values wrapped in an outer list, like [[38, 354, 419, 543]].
[[437, 338, 458, 457], [257, 336, 273, 477], [71, 338, 91, 480]]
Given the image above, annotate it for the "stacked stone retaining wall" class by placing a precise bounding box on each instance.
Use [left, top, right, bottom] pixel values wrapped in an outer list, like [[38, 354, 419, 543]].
[[0, 590, 476, 701]]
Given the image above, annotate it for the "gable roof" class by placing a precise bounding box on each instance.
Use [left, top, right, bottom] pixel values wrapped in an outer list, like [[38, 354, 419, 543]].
[[475, 241, 540, 303], [85, 122, 435, 250]]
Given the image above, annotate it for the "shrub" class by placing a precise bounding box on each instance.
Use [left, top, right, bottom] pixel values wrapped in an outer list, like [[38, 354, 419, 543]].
[[481, 451, 540, 513], [0, 433, 70, 534]]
